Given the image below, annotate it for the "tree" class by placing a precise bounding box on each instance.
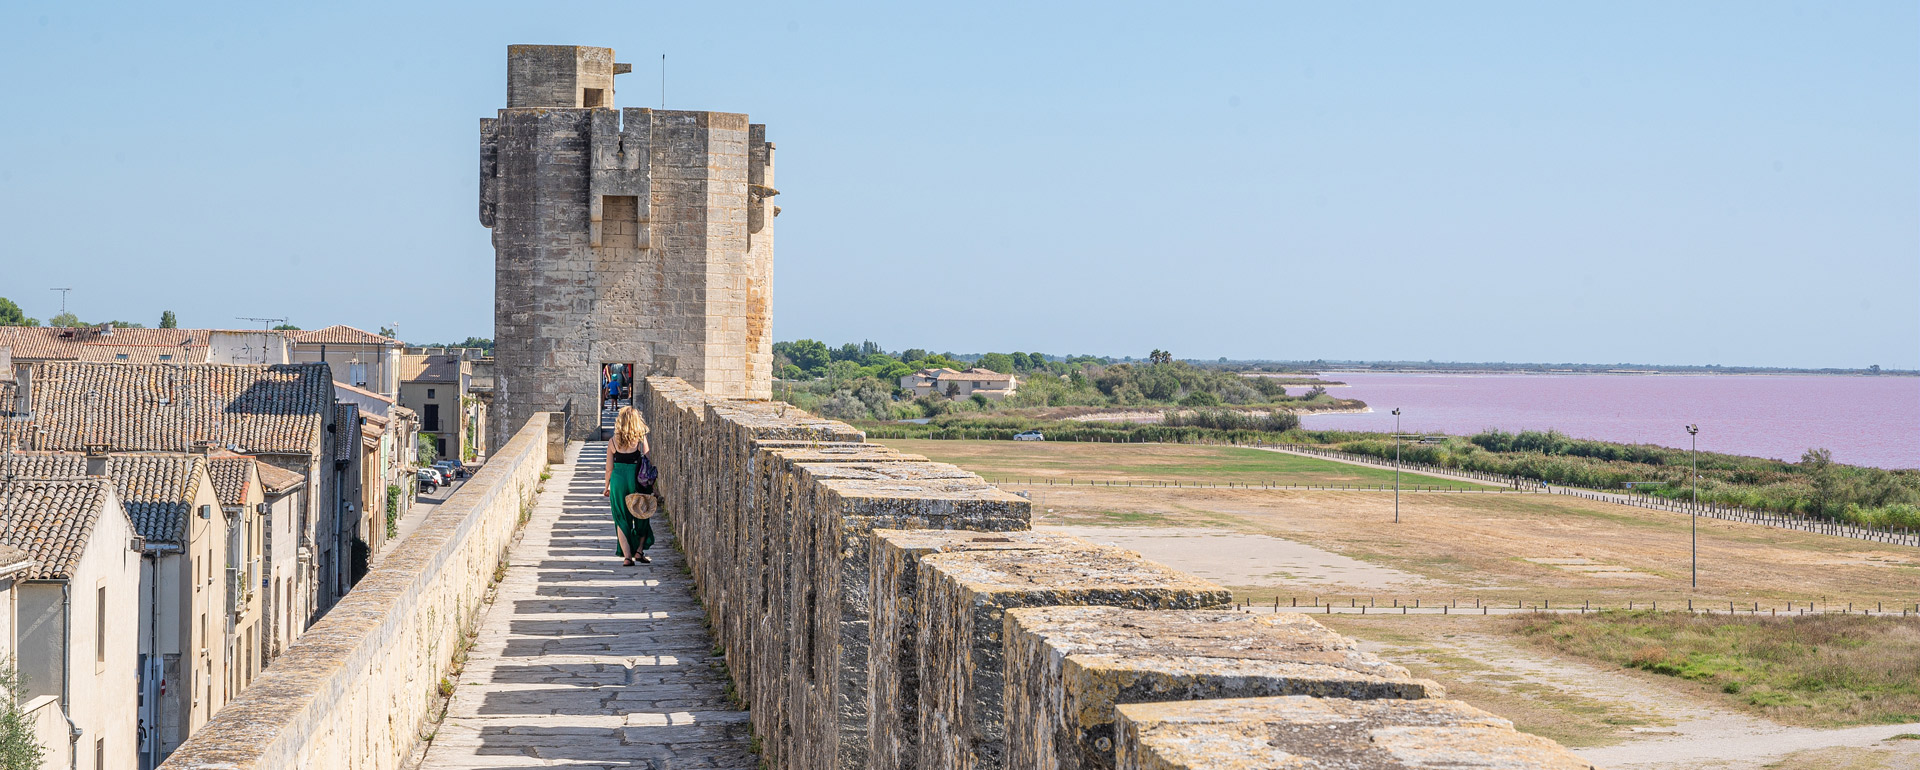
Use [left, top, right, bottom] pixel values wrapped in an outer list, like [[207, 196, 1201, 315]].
[[976, 352, 1015, 374], [831, 342, 864, 363], [47, 312, 81, 328], [418, 433, 439, 464], [945, 382, 961, 399], [1009, 352, 1032, 372], [900, 349, 930, 364], [0, 298, 35, 327], [159, 310, 177, 328], [273, 323, 301, 331], [779, 339, 831, 375], [0, 662, 45, 770], [379, 326, 397, 338]]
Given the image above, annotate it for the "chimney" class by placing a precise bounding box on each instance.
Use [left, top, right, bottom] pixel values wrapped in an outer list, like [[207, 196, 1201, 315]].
[[190, 440, 213, 457], [9, 365, 31, 421], [97, 322, 114, 336]]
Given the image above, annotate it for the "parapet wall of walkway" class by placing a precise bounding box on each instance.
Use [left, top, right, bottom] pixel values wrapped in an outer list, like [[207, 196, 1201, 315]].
[[640, 377, 1598, 770], [161, 413, 561, 770]]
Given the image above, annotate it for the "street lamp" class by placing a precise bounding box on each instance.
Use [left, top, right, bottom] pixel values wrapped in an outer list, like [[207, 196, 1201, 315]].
[[1392, 408, 1402, 524], [1686, 424, 1699, 588]]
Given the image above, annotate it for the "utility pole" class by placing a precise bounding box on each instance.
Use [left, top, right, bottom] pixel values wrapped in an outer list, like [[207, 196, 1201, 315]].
[[1687, 424, 1699, 588], [1392, 408, 1402, 524]]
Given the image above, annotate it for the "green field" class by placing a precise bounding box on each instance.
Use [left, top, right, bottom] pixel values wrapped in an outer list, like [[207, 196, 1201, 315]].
[[875, 439, 1491, 490]]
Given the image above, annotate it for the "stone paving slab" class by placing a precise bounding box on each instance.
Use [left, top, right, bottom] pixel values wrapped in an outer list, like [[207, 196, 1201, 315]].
[[419, 441, 757, 770]]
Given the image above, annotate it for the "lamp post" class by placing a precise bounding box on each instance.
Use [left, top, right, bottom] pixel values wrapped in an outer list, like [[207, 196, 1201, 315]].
[[1686, 424, 1699, 588], [1392, 408, 1402, 524]]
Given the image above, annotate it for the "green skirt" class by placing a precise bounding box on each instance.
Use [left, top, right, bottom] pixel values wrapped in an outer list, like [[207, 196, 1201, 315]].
[[608, 462, 655, 556]]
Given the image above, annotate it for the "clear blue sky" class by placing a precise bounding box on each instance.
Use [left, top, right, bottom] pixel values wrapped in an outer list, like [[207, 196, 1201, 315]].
[[2, 1, 1914, 368]]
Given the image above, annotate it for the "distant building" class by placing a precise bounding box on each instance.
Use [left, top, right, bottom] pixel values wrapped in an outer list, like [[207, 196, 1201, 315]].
[[0, 477, 142, 770], [899, 367, 1018, 401], [400, 353, 486, 461], [289, 326, 404, 401], [334, 381, 422, 553]]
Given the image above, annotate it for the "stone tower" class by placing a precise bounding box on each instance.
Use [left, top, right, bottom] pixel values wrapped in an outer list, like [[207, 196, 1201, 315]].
[[482, 44, 776, 443]]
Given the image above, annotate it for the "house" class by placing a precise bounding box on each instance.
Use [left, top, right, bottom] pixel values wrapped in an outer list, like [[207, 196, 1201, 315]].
[[399, 353, 483, 462], [1, 452, 240, 768], [206, 456, 267, 700], [333, 382, 420, 558], [1, 477, 142, 770], [2, 361, 352, 633], [0, 326, 221, 365], [248, 462, 306, 662], [898, 367, 1019, 401], [0, 543, 68, 769], [288, 325, 404, 401]]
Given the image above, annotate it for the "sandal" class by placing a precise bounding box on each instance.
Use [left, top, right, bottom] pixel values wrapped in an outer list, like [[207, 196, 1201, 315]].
[[622, 558, 634, 566], [637, 554, 652, 564]]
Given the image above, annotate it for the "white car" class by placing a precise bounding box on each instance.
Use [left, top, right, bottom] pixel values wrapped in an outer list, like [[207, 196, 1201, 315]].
[[1013, 430, 1045, 441]]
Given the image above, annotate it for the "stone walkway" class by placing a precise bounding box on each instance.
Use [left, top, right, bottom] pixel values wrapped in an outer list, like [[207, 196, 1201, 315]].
[[418, 439, 756, 769]]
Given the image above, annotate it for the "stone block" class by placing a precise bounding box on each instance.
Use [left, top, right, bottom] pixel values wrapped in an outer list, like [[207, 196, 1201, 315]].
[[1113, 696, 1597, 770], [1003, 607, 1443, 770], [785, 464, 1031, 770], [917, 544, 1230, 770], [868, 530, 1084, 770]]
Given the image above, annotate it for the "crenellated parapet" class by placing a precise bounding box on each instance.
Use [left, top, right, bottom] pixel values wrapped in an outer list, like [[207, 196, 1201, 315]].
[[638, 376, 1598, 770]]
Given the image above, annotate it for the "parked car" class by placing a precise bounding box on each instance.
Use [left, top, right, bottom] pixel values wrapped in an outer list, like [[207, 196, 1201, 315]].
[[422, 466, 450, 485], [434, 460, 466, 480], [416, 468, 441, 492], [1013, 430, 1045, 442]]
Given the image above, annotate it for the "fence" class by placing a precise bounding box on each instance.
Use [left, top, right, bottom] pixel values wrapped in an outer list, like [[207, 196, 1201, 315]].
[[986, 476, 1523, 494], [1230, 595, 1920, 617]]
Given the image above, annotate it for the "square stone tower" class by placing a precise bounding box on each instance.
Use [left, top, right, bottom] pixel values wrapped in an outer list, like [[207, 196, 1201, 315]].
[[482, 45, 776, 443]]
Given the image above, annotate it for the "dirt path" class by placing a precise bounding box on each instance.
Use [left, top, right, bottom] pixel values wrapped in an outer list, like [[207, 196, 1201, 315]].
[[1039, 525, 1444, 591], [1341, 625, 1920, 769]]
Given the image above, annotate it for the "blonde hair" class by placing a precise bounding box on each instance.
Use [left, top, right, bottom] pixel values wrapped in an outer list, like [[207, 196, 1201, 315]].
[[613, 406, 649, 451]]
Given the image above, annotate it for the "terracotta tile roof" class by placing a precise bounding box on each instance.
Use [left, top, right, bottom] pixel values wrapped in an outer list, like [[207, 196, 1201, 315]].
[[207, 456, 256, 507], [334, 403, 359, 463], [292, 325, 399, 346], [0, 327, 290, 363], [1, 452, 209, 545], [0, 452, 85, 480], [101, 454, 207, 545], [254, 462, 305, 495], [335, 381, 395, 404], [911, 367, 1015, 383], [401, 354, 462, 383], [0, 544, 31, 574], [7, 362, 332, 456], [0, 477, 116, 580]]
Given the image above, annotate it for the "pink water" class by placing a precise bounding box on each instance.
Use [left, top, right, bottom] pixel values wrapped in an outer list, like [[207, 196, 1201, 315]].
[[1298, 373, 1920, 470]]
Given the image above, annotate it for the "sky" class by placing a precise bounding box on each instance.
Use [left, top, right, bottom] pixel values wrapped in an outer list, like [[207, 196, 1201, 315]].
[[0, 1, 1914, 369]]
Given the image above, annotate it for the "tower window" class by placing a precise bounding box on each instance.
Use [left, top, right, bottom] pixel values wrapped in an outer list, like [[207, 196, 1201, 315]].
[[582, 88, 605, 108]]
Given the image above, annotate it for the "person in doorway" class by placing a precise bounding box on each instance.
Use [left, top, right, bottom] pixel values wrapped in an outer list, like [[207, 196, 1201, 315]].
[[603, 406, 656, 565]]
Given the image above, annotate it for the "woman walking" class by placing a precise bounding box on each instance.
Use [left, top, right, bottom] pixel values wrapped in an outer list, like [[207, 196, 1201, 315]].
[[603, 406, 655, 565]]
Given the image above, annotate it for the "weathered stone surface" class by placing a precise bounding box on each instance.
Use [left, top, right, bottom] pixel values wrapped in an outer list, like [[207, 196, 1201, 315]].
[[917, 544, 1232, 770], [869, 530, 1087, 770], [486, 44, 776, 447], [1114, 696, 1597, 770], [418, 438, 755, 770], [1004, 607, 1443, 770]]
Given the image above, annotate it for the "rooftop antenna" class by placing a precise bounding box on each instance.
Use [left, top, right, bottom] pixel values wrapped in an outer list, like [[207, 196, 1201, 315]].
[[50, 288, 72, 314], [661, 54, 666, 108], [237, 316, 288, 331]]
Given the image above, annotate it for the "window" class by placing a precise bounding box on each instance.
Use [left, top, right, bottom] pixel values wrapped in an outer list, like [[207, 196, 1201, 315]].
[[427, 388, 435, 399], [94, 739, 103, 770], [96, 586, 106, 663], [349, 363, 368, 386], [114, 353, 129, 361], [582, 87, 604, 108], [423, 403, 440, 432], [159, 354, 173, 362]]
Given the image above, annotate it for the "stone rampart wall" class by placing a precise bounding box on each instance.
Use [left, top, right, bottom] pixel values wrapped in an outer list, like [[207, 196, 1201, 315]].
[[640, 377, 1597, 770], [159, 413, 560, 770]]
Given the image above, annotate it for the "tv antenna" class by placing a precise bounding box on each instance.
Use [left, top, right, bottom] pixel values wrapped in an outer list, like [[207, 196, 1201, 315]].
[[661, 54, 666, 108], [237, 316, 288, 330], [50, 288, 72, 314]]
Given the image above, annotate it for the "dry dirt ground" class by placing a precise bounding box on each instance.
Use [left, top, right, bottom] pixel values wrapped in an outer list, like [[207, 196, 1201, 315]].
[[879, 439, 1920, 768]]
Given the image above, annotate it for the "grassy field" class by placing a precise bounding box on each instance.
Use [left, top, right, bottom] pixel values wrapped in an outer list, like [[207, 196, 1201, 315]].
[[877, 439, 1490, 489], [1511, 612, 1920, 727]]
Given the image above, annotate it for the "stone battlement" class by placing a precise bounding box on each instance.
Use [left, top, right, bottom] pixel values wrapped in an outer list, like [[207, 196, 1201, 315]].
[[639, 376, 1598, 770]]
